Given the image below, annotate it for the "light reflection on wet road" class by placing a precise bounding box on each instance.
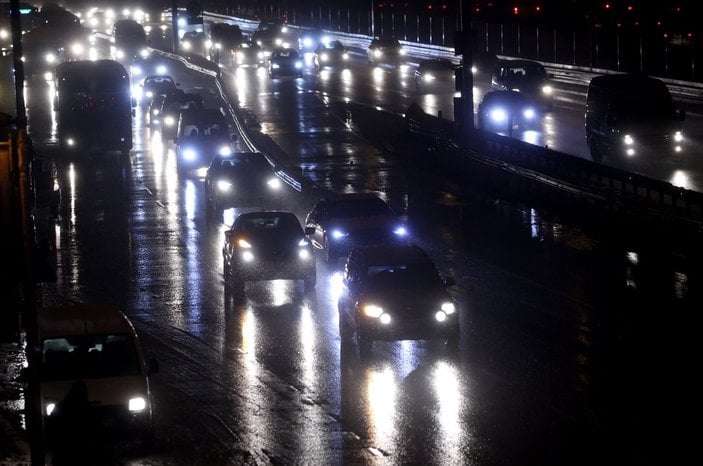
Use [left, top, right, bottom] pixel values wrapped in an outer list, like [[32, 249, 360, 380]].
[[22, 27, 700, 465]]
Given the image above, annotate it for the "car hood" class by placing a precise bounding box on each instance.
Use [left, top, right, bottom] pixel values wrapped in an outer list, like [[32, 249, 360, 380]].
[[325, 215, 399, 231]]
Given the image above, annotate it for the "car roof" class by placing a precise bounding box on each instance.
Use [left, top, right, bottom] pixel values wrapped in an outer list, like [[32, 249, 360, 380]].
[[353, 245, 433, 266], [589, 73, 668, 92], [38, 304, 136, 339]]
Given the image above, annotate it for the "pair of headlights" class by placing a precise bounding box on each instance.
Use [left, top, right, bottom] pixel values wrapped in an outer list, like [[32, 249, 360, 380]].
[[363, 301, 456, 324]]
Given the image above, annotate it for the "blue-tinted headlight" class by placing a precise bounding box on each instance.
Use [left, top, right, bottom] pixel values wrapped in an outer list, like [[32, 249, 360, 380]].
[[331, 229, 348, 240], [393, 226, 408, 237], [183, 148, 197, 160]]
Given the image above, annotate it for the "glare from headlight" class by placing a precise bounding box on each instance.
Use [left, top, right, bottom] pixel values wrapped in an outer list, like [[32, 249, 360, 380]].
[[623, 134, 634, 146], [182, 41, 191, 51], [140, 49, 149, 58], [364, 304, 383, 318], [523, 108, 536, 119], [219, 146, 232, 156], [267, 178, 281, 190], [303, 37, 313, 47], [471, 65, 478, 74], [128, 397, 146, 412], [424, 73, 435, 82], [626, 148, 635, 156], [490, 108, 508, 123], [241, 251, 254, 262], [374, 49, 382, 58], [272, 63, 280, 69], [295, 61, 302, 69], [321, 52, 328, 61], [46, 403, 56, 416], [399, 49, 406, 55], [298, 238, 309, 246], [441, 302, 456, 314], [67, 138, 75, 146], [164, 116, 174, 126], [380, 313, 392, 324], [145, 90, 154, 98], [542, 85, 553, 95], [275, 38, 283, 46], [116, 50, 125, 59], [674, 131, 683, 142], [331, 229, 348, 240], [156, 65, 167, 74], [216, 180, 232, 192], [435, 311, 447, 322], [342, 53, 349, 60], [71, 43, 83, 55], [45, 53, 56, 63], [131, 65, 142, 76], [298, 249, 310, 260], [183, 148, 197, 160], [237, 239, 252, 248], [393, 226, 408, 237], [44, 72, 53, 81]]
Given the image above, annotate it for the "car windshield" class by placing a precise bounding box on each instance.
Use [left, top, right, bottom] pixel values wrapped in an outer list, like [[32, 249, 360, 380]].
[[505, 64, 547, 80], [365, 263, 444, 291], [329, 198, 391, 218], [218, 154, 270, 171], [41, 334, 141, 381], [237, 214, 302, 238]]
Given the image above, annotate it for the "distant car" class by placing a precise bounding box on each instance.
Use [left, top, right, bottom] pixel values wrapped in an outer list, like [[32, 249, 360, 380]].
[[208, 22, 244, 59], [180, 31, 208, 56], [256, 18, 288, 35], [146, 89, 179, 128], [252, 28, 289, 57], [268, 48, 303, 78], [232, 40, 265, 67], [112, 18, 148, 61], [491, 59, 554, 111], [304, 193, 409, 264], [312, 40, 349, 70], [204, 152, 282, 212], [414, 58, 456, 92], [222, 210, 316, 296], [139, 74, 177, 106], [298, 28, 330, 53], [338, 245, 460, 354], [174, 108, 236, 177], [367, 36, 405, 65], [159, 92, 204, 142], [39, 304, 159, 442], [477, 90, 540, 135]]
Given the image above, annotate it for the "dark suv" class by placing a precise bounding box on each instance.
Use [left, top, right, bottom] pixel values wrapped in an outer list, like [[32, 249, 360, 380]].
[[174, 108, 236, 177], [305, 193, 409, 265], [338, 245, 460, 354], [491, 59, 554, 111]]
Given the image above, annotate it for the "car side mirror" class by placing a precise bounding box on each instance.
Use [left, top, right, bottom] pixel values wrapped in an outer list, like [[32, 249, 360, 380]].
[[148, 358, 159, 375], [444, 277, 456, 287], [305, 226, 315, 236]]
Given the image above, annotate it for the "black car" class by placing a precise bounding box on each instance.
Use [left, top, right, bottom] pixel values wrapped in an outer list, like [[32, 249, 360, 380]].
[[304, 193, 409, 265], [477, 90, 540, 135], [146, 89, 181, 128], [204, 152, 282, 212], [139, 74, 178, 106], [491, 59, 554, 111], [180, 31, 208, 56], [268, 48, 303, 78], [159, 92, 204, 142], [252, 28, 287, 57], [338, 245, 459, 354], [232, 40, 265, 68], [208, 22, 244, 59], [298, 28, 330, 53], [367, 36, 405, 65], [174, 108, 236, 177], [222, 211, 316, 296], [312, 40, 349, 71], [414, 58, 457, 92]]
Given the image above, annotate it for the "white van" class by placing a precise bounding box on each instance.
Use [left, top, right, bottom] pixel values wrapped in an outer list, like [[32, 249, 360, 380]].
[[38, 304, 158, 439]]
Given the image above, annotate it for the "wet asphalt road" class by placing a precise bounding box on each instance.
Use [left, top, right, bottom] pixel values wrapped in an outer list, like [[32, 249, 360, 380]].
[[16, 28, 701, 465]]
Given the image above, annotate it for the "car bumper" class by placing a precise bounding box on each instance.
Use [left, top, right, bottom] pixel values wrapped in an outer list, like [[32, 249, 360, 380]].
[[361, 318, 459, 342], [234, 259, 315, 282]]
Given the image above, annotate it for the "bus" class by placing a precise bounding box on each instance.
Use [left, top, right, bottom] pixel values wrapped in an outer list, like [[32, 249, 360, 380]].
[[54, 59, 133, 156]]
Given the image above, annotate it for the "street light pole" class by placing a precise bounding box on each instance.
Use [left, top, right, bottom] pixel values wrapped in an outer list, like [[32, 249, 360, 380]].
[[455, 0, 474, 128]]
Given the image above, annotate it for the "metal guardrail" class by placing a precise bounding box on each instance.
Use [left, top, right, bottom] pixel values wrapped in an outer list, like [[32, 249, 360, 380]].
[[405, 104, 703, 230]]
